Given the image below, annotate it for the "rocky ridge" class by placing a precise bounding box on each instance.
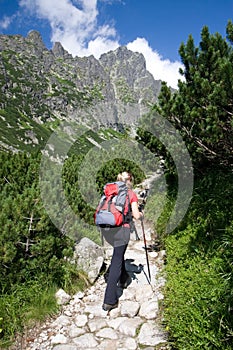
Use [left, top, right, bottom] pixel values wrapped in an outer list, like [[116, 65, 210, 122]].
[[0, 31, 162, 152]]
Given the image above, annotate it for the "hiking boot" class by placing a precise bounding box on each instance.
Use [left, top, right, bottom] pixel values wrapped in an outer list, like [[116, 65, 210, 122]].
[[102, 302, 118, 312], [118, 273, 131, 289]]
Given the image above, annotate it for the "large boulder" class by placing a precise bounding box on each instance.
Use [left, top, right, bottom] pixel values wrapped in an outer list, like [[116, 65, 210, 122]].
[[74, 237, 104, 283]]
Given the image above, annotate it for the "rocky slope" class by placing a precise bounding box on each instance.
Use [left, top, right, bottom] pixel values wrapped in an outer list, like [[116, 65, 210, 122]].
[[0, 31, 162, 152]]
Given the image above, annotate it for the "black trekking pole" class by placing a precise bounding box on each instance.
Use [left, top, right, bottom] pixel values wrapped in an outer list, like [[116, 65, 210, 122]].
[[138, 188, 151, 283], [134, 225, 140, 241], [141, 217, 151, 283]]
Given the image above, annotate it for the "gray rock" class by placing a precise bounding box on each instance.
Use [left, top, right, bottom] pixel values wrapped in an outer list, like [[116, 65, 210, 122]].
[[95, 327, 118, 339], [107, 316, 127, 330], [135, 285, 154, 302], [74, 237, 104, 283], [139, 298, 159, 319], [55, 289, 71, 305], [120, 300, 140, 317], [51, 315, 72, 328], [96, 339, 118, 350], [53, 346, 79, 350], [73, 333, 99, 348], [51, 334, 68, 345], [118, 317, 143, 337], [74, 314, 88, 327], [118, 337, 137, 350], [138, 321, 167, 346], [88, 318, 108, 332], [68, 325, 86, 338]]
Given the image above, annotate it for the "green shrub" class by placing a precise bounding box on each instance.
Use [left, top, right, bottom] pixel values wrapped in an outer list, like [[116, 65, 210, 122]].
[[159, 169, 233, 349]]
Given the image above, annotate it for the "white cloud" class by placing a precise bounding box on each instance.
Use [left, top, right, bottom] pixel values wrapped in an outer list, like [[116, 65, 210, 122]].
[[0, 15, 13, 29], [87, 36, 119, 58], [18, 0, 183, 88], [19, 0, 119, 57], [127, 38, 183, 89]]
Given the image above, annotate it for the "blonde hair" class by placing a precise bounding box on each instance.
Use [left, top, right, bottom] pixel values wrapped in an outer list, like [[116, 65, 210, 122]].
[[117, 171, 133, 188]]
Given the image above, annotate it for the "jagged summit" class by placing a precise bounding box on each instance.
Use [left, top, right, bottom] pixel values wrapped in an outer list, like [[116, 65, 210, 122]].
[[0, 31, 162, 151], [27, 30, 44, 44], [52, 41, 72, 58]]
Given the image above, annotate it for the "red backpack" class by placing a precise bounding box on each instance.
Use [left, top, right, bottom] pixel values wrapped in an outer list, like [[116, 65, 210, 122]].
[[94, 181, 132, 227]]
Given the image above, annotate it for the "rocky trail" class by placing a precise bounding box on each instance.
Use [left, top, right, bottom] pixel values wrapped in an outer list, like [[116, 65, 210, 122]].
[[12, 219, 169, 350], [11, 175, 170, 350]]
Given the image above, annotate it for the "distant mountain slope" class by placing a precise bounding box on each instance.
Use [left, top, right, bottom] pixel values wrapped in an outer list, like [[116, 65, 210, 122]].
[[0, 30, 162, 151]]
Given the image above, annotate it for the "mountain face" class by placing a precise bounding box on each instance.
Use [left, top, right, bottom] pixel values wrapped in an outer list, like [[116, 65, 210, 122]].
[[0, 30, 162, 151]]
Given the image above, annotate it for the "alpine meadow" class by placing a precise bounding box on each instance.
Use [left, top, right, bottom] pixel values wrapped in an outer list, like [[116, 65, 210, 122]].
[[0, 20, 233, 349]]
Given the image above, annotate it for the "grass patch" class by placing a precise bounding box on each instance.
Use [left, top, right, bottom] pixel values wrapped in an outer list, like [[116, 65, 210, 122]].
[[0, 279, 58, 348], [0, 266, 89, 348], [164, 233, 227, 349]]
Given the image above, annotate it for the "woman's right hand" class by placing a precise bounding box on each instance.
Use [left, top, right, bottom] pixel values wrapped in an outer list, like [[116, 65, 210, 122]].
[[131, 202, 143, 220]]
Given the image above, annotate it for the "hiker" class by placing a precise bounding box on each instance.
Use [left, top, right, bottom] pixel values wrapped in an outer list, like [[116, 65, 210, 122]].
[[101, 171, 143, 312]]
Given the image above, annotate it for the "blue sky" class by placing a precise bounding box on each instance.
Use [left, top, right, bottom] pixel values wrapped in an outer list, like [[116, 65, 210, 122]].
[[0, 0, 232, 88]]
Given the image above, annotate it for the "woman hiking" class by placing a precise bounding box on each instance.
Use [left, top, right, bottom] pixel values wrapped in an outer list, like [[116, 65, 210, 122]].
[[101, 171, 143, 312]]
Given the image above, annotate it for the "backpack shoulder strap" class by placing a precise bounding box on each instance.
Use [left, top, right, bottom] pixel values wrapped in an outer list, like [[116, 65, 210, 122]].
[[123, 191, 132, 223]]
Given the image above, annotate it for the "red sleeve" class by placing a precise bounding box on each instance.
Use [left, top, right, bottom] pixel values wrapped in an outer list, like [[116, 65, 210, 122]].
[[128, 189, 138, 204]]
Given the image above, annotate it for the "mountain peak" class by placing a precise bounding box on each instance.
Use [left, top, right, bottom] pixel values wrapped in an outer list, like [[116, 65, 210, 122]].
[[27, 30, 44, 43], [0, 31, 162, 151], [27, 30, 47, 52], [52, 41, 71, 58]]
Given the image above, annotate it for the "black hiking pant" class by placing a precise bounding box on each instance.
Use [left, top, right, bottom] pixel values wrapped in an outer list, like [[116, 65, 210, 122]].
[[102, 226, 130, 305]]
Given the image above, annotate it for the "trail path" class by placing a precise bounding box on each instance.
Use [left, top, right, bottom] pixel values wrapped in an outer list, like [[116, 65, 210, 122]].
[[17, 221, 168, 350], [12, 174, 170, 350]]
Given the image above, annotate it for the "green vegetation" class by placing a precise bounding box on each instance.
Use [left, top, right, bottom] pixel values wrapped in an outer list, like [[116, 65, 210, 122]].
[[0, 148, 103, 346], [165, 170, 233, 349], [140, 21, 233, 349], [115, 77, 136, 103], [0, 107, 51, 151], [0, 280, 59, 347], [148, 168, 233, 349], [1, 21, 233, 349]]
